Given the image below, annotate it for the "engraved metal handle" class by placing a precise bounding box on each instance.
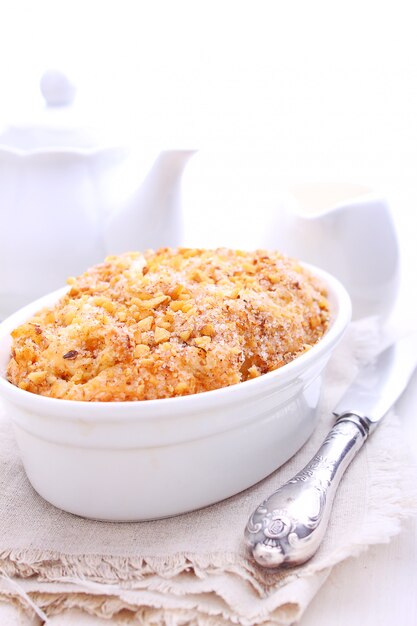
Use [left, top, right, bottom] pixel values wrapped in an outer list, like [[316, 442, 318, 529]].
[[245, 413, 375, 568]]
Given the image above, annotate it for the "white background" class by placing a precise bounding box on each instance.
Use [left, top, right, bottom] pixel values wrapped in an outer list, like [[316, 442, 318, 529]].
[[1, 0, 416, 289], [1, 0, 417, 169], [0, 1, 416, 624]]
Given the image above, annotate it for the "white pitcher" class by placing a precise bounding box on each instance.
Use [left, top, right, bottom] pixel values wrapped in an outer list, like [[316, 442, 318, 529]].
[[262, 183, 400, 320]]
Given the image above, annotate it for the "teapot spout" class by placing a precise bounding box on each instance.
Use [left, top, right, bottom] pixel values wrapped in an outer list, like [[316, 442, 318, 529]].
[[105, 149, 196, 254]]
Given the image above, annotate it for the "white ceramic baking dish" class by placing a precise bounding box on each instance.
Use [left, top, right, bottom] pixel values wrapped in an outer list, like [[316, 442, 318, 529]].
[[0, 265, 351, 521]]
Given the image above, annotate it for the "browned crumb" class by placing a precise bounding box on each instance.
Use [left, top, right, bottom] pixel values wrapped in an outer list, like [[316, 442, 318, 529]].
[[7, 248, 330, 401]]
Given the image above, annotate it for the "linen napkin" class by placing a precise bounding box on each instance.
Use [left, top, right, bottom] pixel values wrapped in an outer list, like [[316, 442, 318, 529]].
[[0, 318, 416, 626]]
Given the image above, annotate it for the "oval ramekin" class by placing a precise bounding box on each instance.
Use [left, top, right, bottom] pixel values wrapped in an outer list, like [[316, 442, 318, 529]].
[[0, 265, 351, 520]]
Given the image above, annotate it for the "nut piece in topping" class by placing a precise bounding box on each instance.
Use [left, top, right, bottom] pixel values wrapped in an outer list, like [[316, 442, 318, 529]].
[[63, 350, 79, 360]]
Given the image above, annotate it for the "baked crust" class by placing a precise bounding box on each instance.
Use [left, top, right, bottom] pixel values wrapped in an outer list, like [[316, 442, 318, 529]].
[[7, 248, 330, 401]]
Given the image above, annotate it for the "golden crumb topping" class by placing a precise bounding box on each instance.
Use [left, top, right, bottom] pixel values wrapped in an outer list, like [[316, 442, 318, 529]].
[[7, 248, 330, 401]]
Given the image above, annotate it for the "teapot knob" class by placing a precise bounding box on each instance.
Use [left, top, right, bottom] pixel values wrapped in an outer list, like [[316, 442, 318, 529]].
[[40, 70, 76, 107]]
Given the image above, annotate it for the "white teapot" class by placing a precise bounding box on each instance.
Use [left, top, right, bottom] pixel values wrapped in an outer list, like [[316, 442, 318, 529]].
[[262, 182, 400, 320], [0, 71, 195, 318]]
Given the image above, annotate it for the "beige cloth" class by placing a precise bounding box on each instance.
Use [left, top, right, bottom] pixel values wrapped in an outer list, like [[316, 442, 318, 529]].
[[0, 319, 416, 625]]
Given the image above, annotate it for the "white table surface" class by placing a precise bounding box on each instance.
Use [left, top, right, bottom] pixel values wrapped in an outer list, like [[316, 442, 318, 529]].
[[1, 156, 417, 625]]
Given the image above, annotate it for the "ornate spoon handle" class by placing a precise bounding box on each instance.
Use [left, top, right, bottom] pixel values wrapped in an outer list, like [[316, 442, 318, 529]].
[[245, 413, 373, 568]]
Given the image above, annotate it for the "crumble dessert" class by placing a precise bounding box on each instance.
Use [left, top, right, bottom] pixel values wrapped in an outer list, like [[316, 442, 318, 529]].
[[7, 248, 330, 401]]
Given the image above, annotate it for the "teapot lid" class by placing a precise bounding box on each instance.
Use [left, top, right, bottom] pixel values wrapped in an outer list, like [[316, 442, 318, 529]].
[[0, 70, 121, 153]]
